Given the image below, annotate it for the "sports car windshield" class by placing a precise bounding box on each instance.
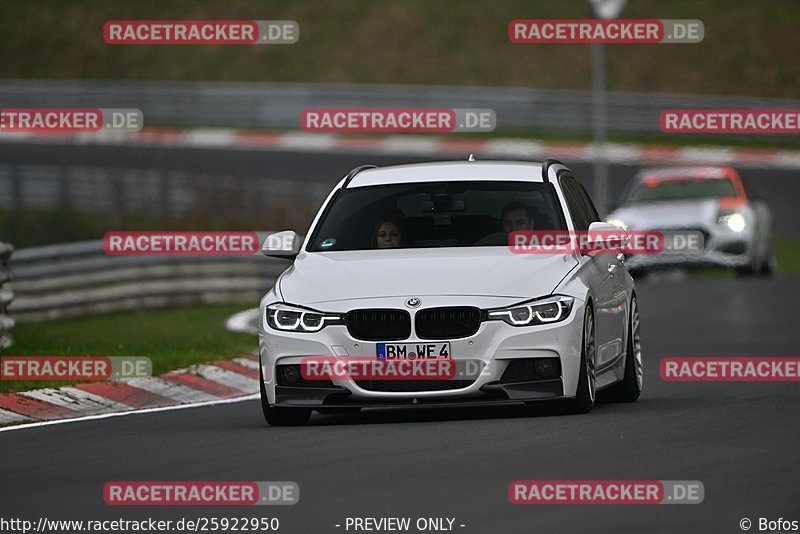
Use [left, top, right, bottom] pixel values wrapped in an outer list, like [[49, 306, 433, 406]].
[[307, 180, 566, 252], [626, 178, 737, 203]]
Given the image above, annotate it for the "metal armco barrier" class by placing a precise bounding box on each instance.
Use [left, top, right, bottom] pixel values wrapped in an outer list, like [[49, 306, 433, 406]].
[[7, 240, 287, 322], [0, 242, 15, 347]]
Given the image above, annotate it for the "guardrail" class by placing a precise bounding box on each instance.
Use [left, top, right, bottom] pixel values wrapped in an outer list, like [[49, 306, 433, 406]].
[[0, 242, 15, 348], [7, 241, 288, 322], [1, 79, 798, 136]]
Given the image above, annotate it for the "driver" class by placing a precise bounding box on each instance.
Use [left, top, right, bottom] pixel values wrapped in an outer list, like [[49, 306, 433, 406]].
[[501, 202, 535, 233], [475, 202, 535, 246]]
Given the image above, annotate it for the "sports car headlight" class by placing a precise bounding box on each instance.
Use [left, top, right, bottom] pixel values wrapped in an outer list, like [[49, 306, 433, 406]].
[[487, 296, 574, 326], [717, 212, 746, 232], [265, 304, 343, 332]]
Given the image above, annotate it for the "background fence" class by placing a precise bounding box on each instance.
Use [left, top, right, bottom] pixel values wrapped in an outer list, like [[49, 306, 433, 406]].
[[0, 242, 13, 347], [7, 241, 287, 322], [1, 79, 799, 135]]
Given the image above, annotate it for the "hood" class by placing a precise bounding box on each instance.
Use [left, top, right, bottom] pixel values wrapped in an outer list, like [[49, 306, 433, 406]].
[[277, 248, 577, 305], [609, 199, 723, 229]]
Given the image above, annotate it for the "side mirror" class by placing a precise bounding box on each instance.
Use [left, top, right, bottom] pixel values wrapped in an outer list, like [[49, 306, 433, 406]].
[[587, 221, 630, 252], [261, 230, 302, 260]]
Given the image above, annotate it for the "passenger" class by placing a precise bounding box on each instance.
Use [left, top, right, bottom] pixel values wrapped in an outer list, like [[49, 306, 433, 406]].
[[373, 219, 404, 249]]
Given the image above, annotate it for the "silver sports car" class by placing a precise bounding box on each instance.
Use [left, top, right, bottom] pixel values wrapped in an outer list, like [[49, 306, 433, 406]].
[[606, 166, 774, 276]]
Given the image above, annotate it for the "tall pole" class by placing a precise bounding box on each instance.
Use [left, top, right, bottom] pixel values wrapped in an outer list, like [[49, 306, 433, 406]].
[[587, 0, 626, 216], [591, 41, 608, 216]]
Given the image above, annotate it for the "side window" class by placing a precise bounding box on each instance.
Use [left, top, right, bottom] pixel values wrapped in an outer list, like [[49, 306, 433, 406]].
[[560, 176, 589, 231], [575, 182, 600, 223]]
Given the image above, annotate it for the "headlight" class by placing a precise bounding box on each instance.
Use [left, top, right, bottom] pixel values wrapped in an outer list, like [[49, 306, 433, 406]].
[[487, 296, 574, 327], [717, 212, 746, 232], [606, 218, 628, 231], [265, 303, 343, 332]]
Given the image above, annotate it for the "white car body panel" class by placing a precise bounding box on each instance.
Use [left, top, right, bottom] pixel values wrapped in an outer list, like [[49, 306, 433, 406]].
[[278, 248, 577, 305]]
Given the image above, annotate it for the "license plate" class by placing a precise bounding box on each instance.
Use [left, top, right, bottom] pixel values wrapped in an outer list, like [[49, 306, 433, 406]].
[[376, 342, 451, 360]]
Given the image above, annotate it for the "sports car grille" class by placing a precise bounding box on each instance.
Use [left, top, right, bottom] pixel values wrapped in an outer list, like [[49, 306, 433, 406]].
[[346, 309, 411, 341], [354, 379, 474, 392], [415, 307, 482, 339], [658, 227, 710, 249]]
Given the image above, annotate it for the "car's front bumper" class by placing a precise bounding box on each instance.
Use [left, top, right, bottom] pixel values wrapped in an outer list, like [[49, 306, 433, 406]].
[[272, 378, 564, 408], [624, 225, 755, 270], [259, 296, 586, 408]]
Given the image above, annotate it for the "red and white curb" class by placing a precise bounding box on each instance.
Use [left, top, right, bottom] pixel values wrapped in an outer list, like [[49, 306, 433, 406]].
[[1, 127, 799, 169], [0, 354, 260, 430]]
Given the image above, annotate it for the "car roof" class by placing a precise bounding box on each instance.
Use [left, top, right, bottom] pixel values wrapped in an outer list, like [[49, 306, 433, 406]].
[[635, 166, 735, 181], [346, 161, 546, 188]]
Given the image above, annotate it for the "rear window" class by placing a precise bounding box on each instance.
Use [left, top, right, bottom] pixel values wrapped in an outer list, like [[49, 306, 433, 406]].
[[307, 180, 566, 252]]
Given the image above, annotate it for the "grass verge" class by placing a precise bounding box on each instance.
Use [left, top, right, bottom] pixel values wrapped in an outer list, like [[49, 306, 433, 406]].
[[0, 303, 257, 394], [2, 0, 800, 98]]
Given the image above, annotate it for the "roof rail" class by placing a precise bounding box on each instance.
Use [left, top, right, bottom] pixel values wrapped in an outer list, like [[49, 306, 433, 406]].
[[342, 164, 378, 188], [541, 159, 565, 181]]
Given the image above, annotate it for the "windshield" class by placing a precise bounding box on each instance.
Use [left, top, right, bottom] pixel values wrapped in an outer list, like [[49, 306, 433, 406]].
[[307, 180, 566, 252], [626, 177, 738, 204]]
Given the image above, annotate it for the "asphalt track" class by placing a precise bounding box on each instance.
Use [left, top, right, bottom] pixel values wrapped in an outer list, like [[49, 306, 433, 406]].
[[1, 275, 799, 533]]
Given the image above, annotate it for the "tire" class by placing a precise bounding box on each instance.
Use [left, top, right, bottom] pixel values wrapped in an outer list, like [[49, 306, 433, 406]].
[[737, 245, 774, 277], [759, 252, 776, 277], [565, 304, 596, 414], [604, 296, 643, 403], [259, 360, 311, 427]]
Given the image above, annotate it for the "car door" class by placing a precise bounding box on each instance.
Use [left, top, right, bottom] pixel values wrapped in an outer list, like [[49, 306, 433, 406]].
[[561, 175, 627, 370]]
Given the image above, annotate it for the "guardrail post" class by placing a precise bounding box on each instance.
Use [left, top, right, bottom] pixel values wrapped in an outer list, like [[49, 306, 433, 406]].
[[0, 242, 15, 349]]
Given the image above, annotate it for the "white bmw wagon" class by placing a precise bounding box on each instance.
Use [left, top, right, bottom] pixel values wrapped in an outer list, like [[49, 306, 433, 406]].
[[258, 160, 642, 425]]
